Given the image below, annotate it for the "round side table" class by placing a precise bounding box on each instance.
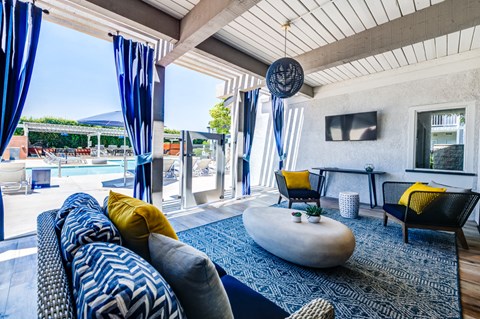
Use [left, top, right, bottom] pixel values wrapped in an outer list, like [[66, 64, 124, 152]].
[[339, 192, 360, 218]]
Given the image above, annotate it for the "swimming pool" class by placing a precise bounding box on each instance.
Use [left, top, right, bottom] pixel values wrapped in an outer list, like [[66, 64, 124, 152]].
[[27, 160, 137, 177]]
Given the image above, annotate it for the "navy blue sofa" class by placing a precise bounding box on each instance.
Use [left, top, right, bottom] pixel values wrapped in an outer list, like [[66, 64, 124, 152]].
[[37, 210, 334, 319]]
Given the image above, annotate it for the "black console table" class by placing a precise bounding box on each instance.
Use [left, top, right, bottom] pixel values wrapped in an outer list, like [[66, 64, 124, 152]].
[[312, 167, 385, 208]]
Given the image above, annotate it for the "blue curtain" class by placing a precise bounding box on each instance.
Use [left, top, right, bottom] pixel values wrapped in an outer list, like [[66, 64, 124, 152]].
[[113, 35, 154, 203], [0, 0, 42, 241], [271, 95, 286, 170], [242, 88, 260, 196]]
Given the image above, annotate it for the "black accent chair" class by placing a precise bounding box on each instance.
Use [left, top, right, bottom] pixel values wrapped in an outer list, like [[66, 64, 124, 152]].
[[382, 181, 480, 249], [274, 171, 324, 208]]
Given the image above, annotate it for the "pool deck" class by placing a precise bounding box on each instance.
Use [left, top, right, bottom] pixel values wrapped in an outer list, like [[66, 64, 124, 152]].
[[3, 158, 231, 239]]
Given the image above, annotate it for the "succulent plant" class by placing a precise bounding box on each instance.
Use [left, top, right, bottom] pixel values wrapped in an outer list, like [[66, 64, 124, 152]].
[[291, 212, 302, 217], [304, 205, 324, 216]]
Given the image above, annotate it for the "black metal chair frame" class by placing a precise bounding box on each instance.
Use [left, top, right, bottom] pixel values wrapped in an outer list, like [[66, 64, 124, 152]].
[[382, 181, 480, 249], [274, 171, 324, 208]]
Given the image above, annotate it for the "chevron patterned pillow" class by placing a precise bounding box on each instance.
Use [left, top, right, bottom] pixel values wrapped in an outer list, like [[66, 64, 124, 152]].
[[60, 206, 122, 263], [72, 242, 186, 319], [55, 193, 103, 231]]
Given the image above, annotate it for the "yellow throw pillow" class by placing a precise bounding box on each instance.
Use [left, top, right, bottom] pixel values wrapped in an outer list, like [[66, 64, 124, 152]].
[[281, 170, 311, 189], [398, 182, 446, 214], [108, 191, 178, 260]]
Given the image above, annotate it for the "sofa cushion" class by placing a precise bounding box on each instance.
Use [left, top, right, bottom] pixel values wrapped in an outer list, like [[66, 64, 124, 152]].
[[149, 233, 233, 319], [288, 189, 320, 199], [108, 191, 178, 260], [60, 206, 121, 263], [398, 182, 446, 214], [281, 170, 311, 189], [221, 275, 289, 319], [55, 193, 102, 231], [72, 242, 185, 319]]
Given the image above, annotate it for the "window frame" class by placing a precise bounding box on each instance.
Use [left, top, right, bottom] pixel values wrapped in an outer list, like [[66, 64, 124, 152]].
[[407, 101, 475, 173]]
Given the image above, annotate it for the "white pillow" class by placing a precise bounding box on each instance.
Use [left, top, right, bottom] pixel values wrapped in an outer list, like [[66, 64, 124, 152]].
[[428, 181, 471, 193], [148, 233, 234, 319]]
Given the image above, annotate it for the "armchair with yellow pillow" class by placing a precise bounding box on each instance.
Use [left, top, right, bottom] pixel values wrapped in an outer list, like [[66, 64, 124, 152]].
[[275, 170, 324, 208], [382, 181, 480, 249]]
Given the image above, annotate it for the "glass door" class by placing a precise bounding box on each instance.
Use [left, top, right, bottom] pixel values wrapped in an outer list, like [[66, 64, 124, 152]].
[[180, 131, 225, 209]]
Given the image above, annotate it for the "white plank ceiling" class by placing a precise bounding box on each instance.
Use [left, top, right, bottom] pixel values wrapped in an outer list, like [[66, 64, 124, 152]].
[[144, 0, 480, 87]]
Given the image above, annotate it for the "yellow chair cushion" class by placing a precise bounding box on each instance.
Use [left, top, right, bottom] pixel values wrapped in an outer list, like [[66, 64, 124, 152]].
[[281, 170, 311, 189], [108, 191, 178, 260], [398, 182, 446, 214]]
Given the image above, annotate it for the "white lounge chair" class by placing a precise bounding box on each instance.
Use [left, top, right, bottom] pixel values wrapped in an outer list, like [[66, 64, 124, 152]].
[[163, 158, 178, 179], [193, 158, 212, 176], [0, 162, 30, 195], [44, 151, 85, 164]]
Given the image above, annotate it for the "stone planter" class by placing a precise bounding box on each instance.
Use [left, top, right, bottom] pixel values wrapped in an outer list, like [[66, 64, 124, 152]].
[[306, 215, 321, 223], [291, 215, 302, 223]]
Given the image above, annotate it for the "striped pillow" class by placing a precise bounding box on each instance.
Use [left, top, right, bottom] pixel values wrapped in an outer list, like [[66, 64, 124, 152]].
[[60, 206, 121, 263], [55, 193, 102, 231], [72, 243, 185, 319]]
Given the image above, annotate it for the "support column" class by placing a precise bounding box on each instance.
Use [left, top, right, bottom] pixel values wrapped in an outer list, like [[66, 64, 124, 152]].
[[232, 90, 244, 199], [97, 133, 101, 157], [152, 64, 165, 209]]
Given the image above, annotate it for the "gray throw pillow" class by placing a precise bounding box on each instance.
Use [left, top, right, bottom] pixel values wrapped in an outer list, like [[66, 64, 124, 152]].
[[148, 233, 234, 319], [429, 180, 472, 193]]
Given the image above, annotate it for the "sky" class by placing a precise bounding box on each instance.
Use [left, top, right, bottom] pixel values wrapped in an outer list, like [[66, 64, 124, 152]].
[[22, 20, 223, 132]]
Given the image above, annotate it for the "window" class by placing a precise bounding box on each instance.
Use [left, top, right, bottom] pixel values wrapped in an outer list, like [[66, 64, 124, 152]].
[[407, 102, 475, 173]]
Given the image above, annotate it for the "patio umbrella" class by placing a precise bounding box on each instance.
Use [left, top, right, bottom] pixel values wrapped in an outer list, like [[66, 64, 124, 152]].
[[78, 111, 129, 186]]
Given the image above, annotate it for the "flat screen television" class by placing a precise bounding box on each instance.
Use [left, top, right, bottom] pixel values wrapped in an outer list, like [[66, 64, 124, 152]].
[[325, 111, 377, 141]]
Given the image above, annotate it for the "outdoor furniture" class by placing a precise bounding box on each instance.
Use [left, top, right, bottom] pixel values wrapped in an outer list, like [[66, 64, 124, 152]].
[[243, 207, 356, 268], [193, 158, 212, 176], [382, 181, 480, 249], [37, 204, 335, 319], [339, 192, 360, 218], [313, 167, 385, 208], [0, 162, 30, 194], [163, 157, 178, 179], [274, 171, 323, 208], [107, 145, 120, 156], [44, 151, 85, 164]]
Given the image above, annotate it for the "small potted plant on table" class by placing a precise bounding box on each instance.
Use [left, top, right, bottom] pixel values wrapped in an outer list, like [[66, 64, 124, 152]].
[[291, 211, 302, 223], [304, 205, 324, 223]]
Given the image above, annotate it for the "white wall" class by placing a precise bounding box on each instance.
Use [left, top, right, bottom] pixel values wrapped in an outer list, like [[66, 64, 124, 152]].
[[250, 56, 480, 223]]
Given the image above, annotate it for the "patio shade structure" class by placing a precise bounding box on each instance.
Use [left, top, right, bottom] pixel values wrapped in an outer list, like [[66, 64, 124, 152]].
[[78, 111, 129, 185]]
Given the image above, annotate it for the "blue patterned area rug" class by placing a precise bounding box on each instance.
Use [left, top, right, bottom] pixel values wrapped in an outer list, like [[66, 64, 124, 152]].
[[178, 203, 461, 319]]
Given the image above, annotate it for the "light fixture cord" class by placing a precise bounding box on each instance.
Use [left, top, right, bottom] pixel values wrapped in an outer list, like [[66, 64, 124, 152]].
[[284, 27, 287, 58]]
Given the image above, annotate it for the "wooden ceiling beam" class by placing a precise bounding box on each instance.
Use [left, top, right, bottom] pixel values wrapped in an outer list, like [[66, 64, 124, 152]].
[[158, 0, 262, 67], [42, 0, 315, 97], [295, 0, 480, 74], [197, 37, 314, 97], [73, 0, 180, 41]]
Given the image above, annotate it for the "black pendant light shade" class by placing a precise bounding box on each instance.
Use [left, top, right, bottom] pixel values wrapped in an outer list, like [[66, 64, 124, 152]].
[[266, 57, 304, 99]]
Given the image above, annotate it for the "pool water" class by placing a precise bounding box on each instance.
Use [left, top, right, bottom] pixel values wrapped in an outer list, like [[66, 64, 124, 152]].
[[27, 160, 137, 177]]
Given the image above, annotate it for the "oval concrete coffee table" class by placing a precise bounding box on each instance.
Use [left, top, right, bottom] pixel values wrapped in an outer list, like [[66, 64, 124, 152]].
[[243, 207, 355, 268]]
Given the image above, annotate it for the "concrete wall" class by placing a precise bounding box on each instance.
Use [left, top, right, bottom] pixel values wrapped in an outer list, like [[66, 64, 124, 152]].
[[249, 65, 480, 223], [2, 136, 28, 160]]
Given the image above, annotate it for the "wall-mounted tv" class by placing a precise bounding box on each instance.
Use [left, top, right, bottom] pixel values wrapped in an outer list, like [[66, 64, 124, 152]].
[[325, 111, 377, 141]]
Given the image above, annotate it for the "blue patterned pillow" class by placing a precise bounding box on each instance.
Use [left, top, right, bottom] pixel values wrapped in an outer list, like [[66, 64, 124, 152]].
[[72, 243, 186, 319], [60, 206, 122, 263], [102, 195, 109, 216], [55, 193, 102, 231]]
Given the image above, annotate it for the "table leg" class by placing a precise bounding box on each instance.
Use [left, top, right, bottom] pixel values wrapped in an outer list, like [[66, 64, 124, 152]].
[[367, 174, 378, 208], [320, 170, 327, 196], [371, 175, 378, 208], [367, 174, 374, 208]]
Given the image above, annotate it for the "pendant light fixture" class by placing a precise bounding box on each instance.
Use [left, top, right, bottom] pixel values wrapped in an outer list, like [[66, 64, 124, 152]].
[[266, 22, 304, 99]]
